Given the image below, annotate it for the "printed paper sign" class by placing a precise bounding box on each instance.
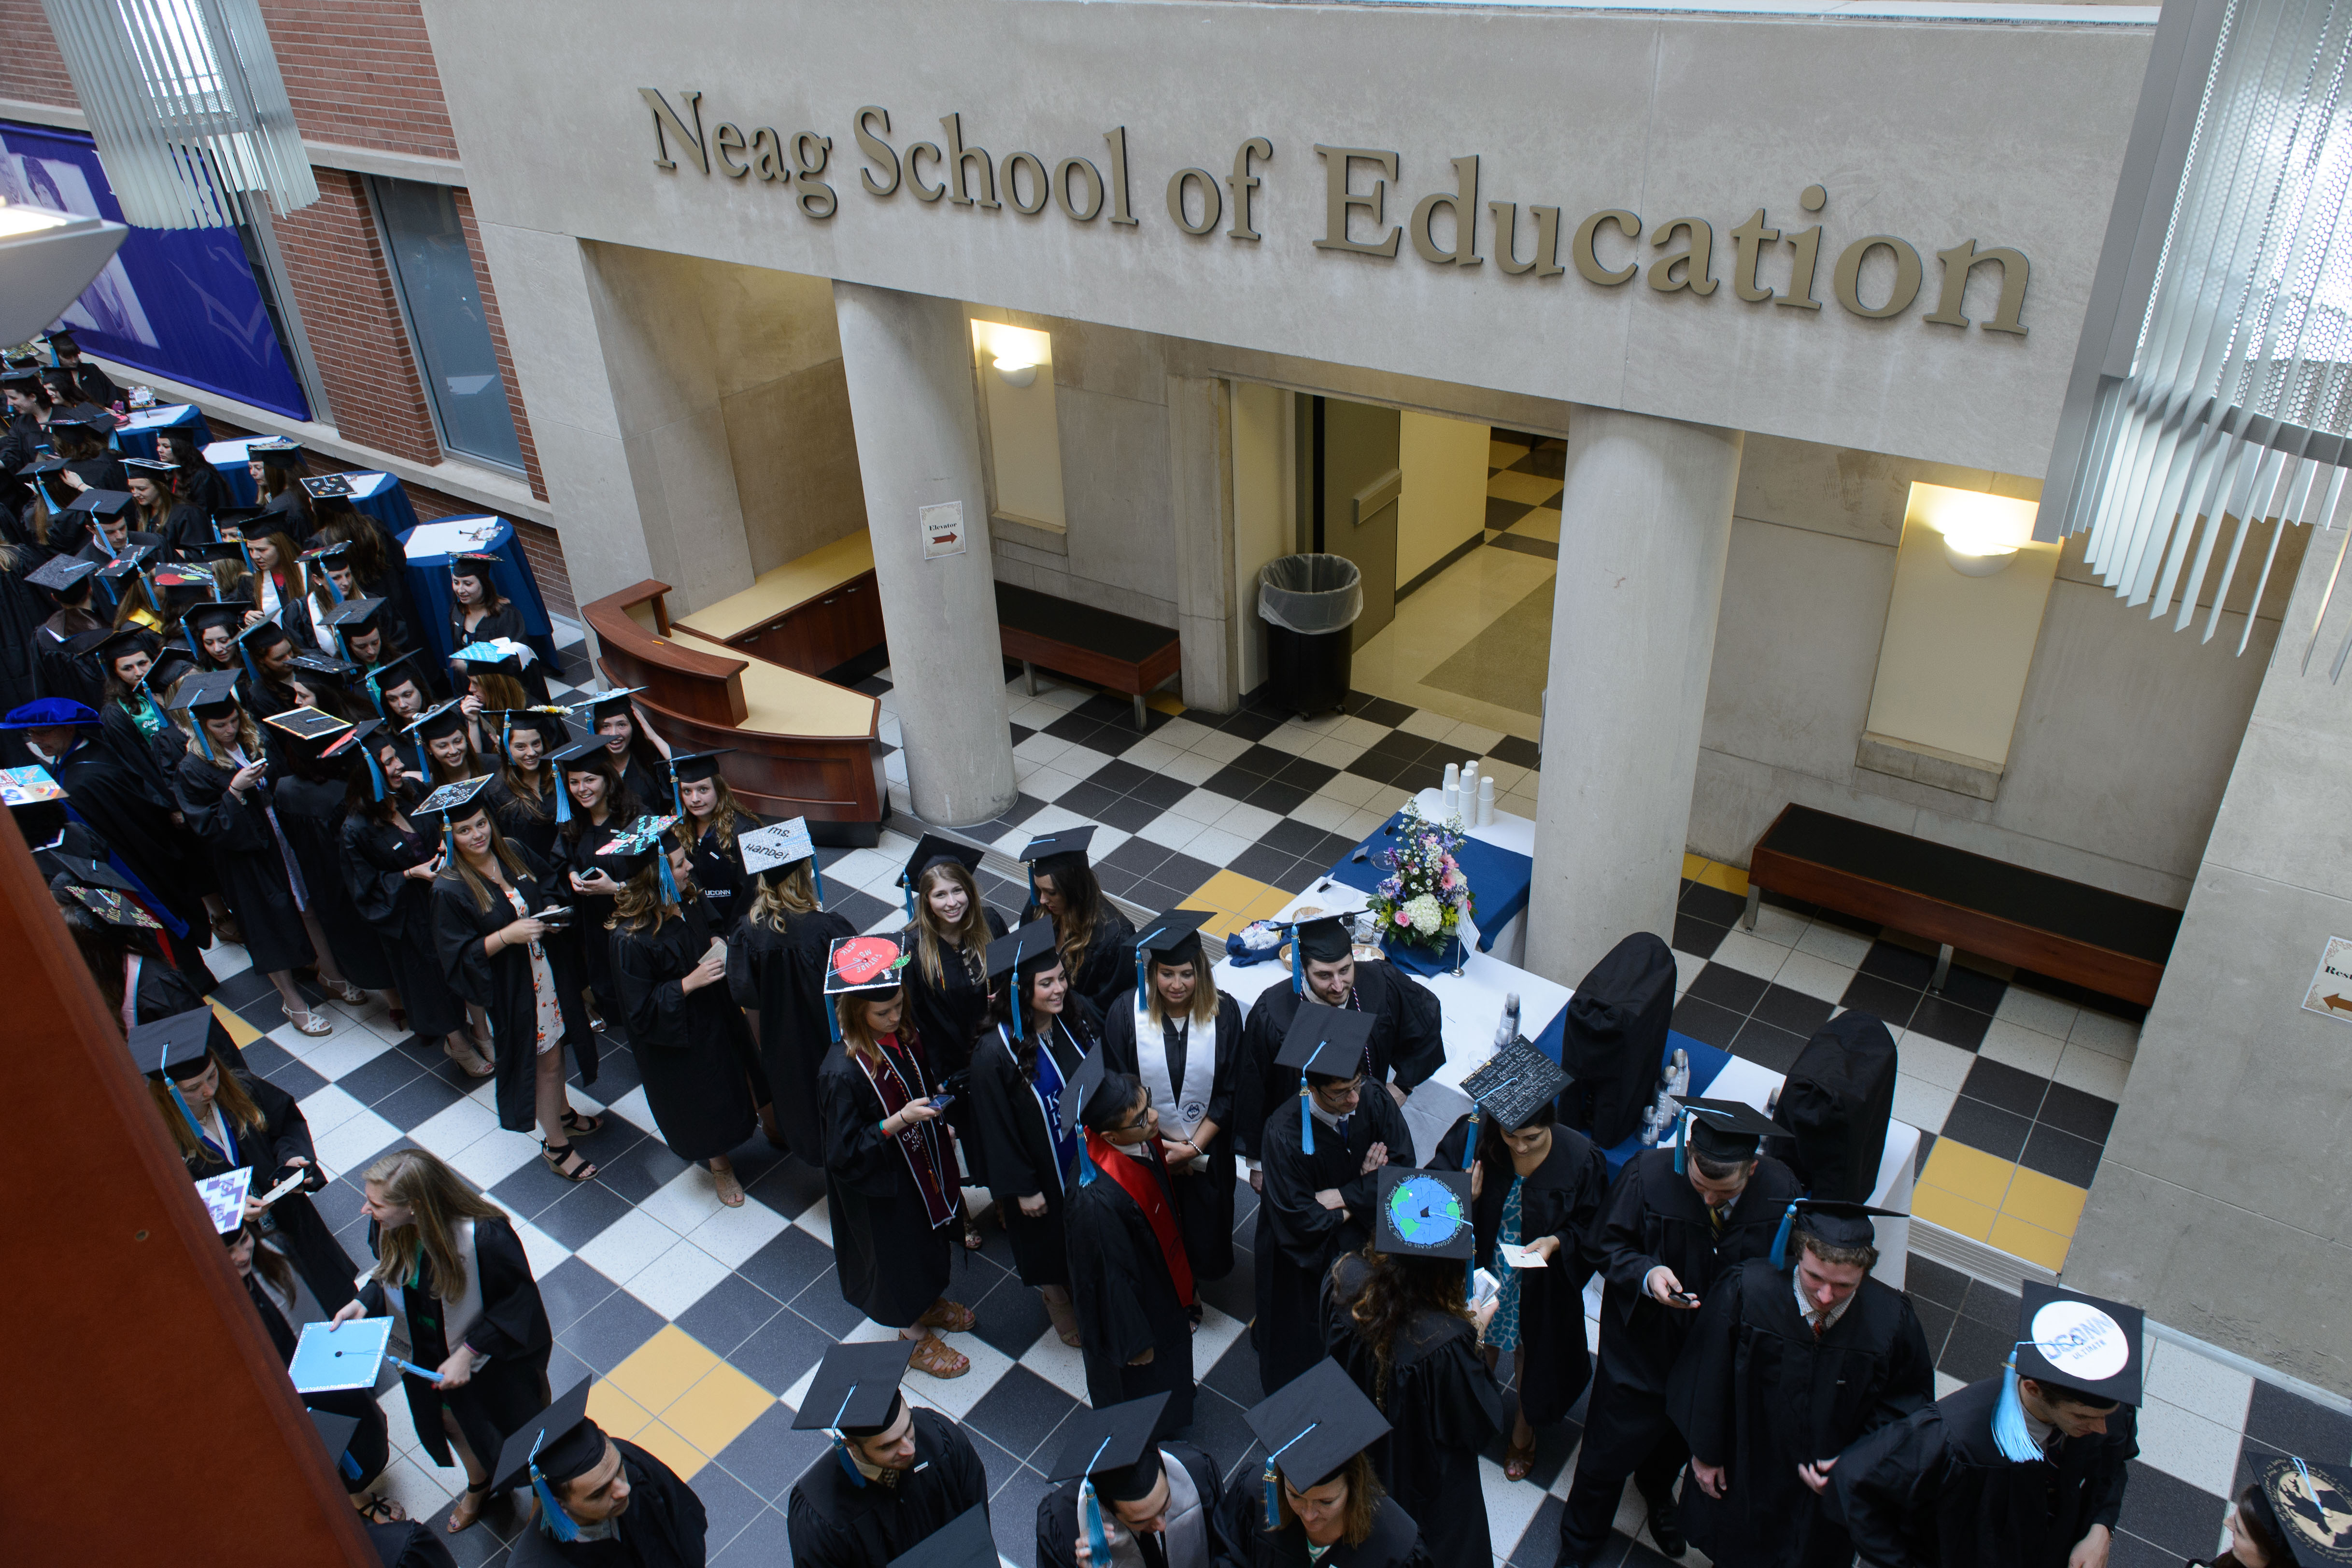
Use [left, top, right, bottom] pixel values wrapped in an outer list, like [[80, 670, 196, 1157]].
[[2302, 936, 2352, 1024], [196, 1168, 251, 1234], [920, 500, 967, 559]]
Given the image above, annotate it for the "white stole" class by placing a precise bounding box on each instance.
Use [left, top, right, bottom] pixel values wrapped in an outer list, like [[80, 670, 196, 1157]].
[[1133, 998, 1216, 1160]]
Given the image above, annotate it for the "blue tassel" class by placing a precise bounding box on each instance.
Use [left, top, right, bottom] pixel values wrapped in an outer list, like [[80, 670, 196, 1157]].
[[1262, 1465, 1281, 1531], [1992, 1349, 2042, 1462], [238, 645, 260, 686], [501, 712, 512, 758], [827, 999, 841, 1044], [670, 775, 683, 818], [1300, 1085, 1314, 1156], [1770, 1202, 1798, 1270], [528, 1431, 581, 1543], [813, 858, 826, 904], [1673, 1111, 1689, 1174], [901, 880, 913, 922], [192, 723, 214, 763], [1462, 1110, 1479, 1171], [554, 781, 570, 824], [364, 749, 385, 804], [182, 625, 199, 661], [1080, 1481, 1110, 1563], [1011, 975, 1023, 1040], [338, 1449, 361, 1481], [1136, 946, 1148, 1003], [834, 1437, 866, 1487], [1290, 929, 1304, 996], [657, 850, 678, 906], [322, 568, 343, 604]]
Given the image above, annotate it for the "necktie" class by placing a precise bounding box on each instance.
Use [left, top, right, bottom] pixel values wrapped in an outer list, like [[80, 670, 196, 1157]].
[[1810, 1311, 1827, 1339], [1709, 1204, 1726, 1236], [1139, 1530, 1170, 1568], [1336, 1115, 1352, 1144]]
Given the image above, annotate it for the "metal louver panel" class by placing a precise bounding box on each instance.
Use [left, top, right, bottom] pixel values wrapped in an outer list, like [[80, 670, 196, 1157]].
[[39, 0, 316, 231]]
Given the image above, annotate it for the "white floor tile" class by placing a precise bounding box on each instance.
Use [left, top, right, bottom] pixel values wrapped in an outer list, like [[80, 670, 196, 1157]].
[[1934, 1370, 1967, 1399], [1123, 736, 1187, 772], [2069, 1008, 2141, 1060], [642, 1164, 729, 1235], [1189, 730, 1250, 764], [1304, 735, 1369, 769], [2051, 1043, 2130, 1102], [1477, 758, 1529, 791], [1159, 751, 1225, 787], [1185, 826, 1255, 866], [1479, 1454, 1550, 1558], [1796, 921, 1876, 967], [1009, 698, 1067, 729], [897, 1333, 1017, 1423], [313, 1107, 403, 1180], [1290, 794, 1360, 834], [298, 1082, 368, 1138], [1707, 930, 1790, 983], [1670, 947, 1706, 997], [609, 1086, 662, 1136], [1895, 1032, 1979, 1092], [1056, 744, 1117, 781], [1996, 983, 2080, 1040], [1315, 771, 1383, 809], [688, 1191, 791, 1267], [624, 1236, 734, 1317], [1773, 950, 1856, 1005], [1212, 801, 1281, 841], [1151, 717, 1220, 752], [378, 1382, 425, 1456], [378, 1453, 459, 1516], [1017, 1326, 1094, 1401], [1891, 1073, 1958, 1133], [1135, 813, 1207, 852], [1397, 710, 1459, 741], [2145, 1339, 2254, 1429], [510, 1216, 574, 1278], [407, 1096, 501, 1159], [1977, 1019, 2065, 1077], [1332, 715, 1392, 747], [1260, 723, 1322, 758], [1340, 806, 1396, 839], [577, 1206, 684, 1282], [791, 1197, 834, 1247], [2136, 1395, 2247, 1496], [1747, 901, 1812, 948], [1192, 1304, 1247, 1373], [1015, 763, 1083, 803], [297, 1028, 397, 1081], [446, 1127, 541, 1189]]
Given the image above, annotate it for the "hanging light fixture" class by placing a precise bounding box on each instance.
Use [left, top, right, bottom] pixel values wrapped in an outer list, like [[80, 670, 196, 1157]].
[[39, 0, 316, 230]]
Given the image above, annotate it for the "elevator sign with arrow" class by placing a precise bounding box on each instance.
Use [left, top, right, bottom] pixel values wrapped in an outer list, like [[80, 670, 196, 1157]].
[[2300, 937, 2352, 1024]]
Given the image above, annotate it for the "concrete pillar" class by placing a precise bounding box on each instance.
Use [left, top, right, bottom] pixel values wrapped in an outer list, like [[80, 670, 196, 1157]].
[[832, 282, 1017, 827], [1525, 407, 1743, 985], [1167, 374, 1239, 712]]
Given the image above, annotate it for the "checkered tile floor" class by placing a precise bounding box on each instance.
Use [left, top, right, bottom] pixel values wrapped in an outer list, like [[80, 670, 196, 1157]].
[[189, 615, 2349, 1566]]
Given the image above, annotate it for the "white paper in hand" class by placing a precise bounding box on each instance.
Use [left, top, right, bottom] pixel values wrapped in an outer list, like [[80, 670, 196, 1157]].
[[1498, 1242, 1549, 1270], [259, 1166, 310, 1206], [196, 1168, 251, 1233], [290, 1318, 393, 1393]]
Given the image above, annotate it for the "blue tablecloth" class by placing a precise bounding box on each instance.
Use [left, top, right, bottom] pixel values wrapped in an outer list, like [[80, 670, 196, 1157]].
[[112, 404, 211, 462], [1326, 810, 1535, 953], [397, 515, 559, 669]]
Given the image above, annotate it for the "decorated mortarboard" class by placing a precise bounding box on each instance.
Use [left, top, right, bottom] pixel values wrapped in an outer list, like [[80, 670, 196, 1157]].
[[415, 775, 495, 821], [65, 884, 162, 930], [1375, 1165, 1475, 1261], [129, 1007, 216, 1080], [402, 698, 468, 742], [287, 1317, 439, 1394], [197, 1168, 251, 1233], [1766, 1198, 1911, 1270], [64, 488, 134, 519], [1988, 1282, 2146, 1462], [1669, 1096, 1783, 1172], [321, 595, 386, 629], [2252, 1455, 2352, 1568], [0, 765, 65, 807], [887, 1506, 996, 1568], [287, 650, 359, 682], [0, 696, 101, 729], [597, 812, 684, 899], [148, 560, 215, 590], [97, 543, 157, 579], [738, 817, 817, 878], [1243, 1358, 1392, 1518], [826, 935, 910, 998], [264, 706, 355, 746], [452, 636, 536, 672], [1459, 1038, 1570, 1132], [322, 718, 383, 757], [297, 474, 352, 500], [25, 554, 99, 592], [121, 456, 179, 475], [247, 437, 303, 464], [166, 669, 244, 713], [488, 1377, 605, 1541], [451, 550, 503, 569]]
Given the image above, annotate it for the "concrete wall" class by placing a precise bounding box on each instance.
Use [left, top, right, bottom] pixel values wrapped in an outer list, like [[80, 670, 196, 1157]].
[[1231, 381, 1292, 697], [2065, 532, 2352, 1394], [1398, 411, 1490, 590]]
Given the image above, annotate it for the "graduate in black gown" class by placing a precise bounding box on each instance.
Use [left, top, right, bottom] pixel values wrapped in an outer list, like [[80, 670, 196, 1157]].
[[130, 1012, 354, 1311], [1558, 1099, 1805, 1567], [897, 833, 1004, 1218], [605, 811, 770, 1202], [1226, 1359, 1433, 1568], [426, 780, 604, 1183], [665, 749, 758, 932], [28, 561, 109, 711], [1668, 1201, 1935, 1568], [815, 935, 976, 1378], [1102, 909, 1242, 1289], [727, 815, 854, 1161], [547, 741, 643, 1030], [6, 694, 211, 942], [1019, 826, 1138, 1015], [332, 1146, 554, 1537], [89, 627, 184, 812], [1235, 916, 1445, 1182], [1828, 1283, 2144, 1568], [579, 687, 669, 813], [484, 706, 567, 862], [972, 918, 1100, 1342], [1035, 1394, 1234, 1568], [56, 870, 237, 1063], [1430, 1054, 1608, 1479], [489, 1378, 708, 1568], [1066, 1066, 1199, 1433], [787, 1341, 993, 1568], [1251, 1004, 1417, 1397], [1320, 1168, 1504, 1568], [450, 554, 550, 700], [264, 705, 394, 1003]]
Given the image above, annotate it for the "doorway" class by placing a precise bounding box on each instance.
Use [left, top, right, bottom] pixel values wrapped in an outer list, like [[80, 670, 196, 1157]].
[[1298, 393, 1402, 649]]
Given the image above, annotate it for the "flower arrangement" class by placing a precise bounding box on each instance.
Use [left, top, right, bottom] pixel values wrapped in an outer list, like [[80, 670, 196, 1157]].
[[1366, 803, 1472, 951]]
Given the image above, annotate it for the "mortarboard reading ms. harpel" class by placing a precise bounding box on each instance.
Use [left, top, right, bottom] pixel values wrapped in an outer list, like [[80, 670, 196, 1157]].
[[730, 812, 858, 1161]]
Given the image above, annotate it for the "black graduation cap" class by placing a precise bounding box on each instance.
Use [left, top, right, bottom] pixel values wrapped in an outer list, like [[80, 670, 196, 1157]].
[[177, 540, 251, 567], [129, 1008, 216, 1080], [1776, 1199, 1910, 1257], [1276, 1002, 1375, 1082], [403, 698, 468, 743], [97, 547, 158, 584], [1291, 913, 1353, 965], [901, 832, 984, 890], [1133, 908, 1212, 970], [365, 650, 429, 692], [298, 474, 353, 500], [65, 488, 134, 520], [549, 737, 611, 775], [574, 685, 647, 720], [48, 407, 111, 435], [298, 539, 352, 565], [668, 749, 732, 784], [887, 1505, 996, 1568], [1059, 1044, 1112, 1139], [1244, 1358, 1392, 1492], [1459, 1039, 1570, 1131], [26, 554, 99, 592], [826, 935, 911, 998], [88, 626, 156, 668], [122, 456, 179, 476], [264, 706, 354, 746], [168, 669, 243, 714], [247, 437, 304, 467], [321, 595, 387, 630], [1374, 1166, 1476, 1261], [236, 617, 290, 652], [288, 650, 360, 682], [1020, 825, 1096, 877], [489, 1376, 602, 1496], [1042, 1393, 1172, 1497], [415, 775, 495, 823], [793, 1340, 914, 1433], [0, 366, 40, 389], [985, 918, 1062, 984], [2013, 1282, 2144, 1407], [1674, 1097, 1782, 1164], [62, 626, 117, 659], [52, 853, 135, 894], [2253, 1455, 2352, 1568], [308, 1410, 361, 1487], [322, 718, 383, 759], [212, 505, 267, 535], [494, 708, 568, 749], [62, 883, 162, 931], [183, 598, 254, 637]]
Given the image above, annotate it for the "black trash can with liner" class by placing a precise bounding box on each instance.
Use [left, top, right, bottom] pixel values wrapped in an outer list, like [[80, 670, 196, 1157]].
[[1256, 553, 1362, 717]]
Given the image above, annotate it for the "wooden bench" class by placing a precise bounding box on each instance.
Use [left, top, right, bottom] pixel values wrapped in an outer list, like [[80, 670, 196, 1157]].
[[1743, 804, 2182, 1006], [995, 582, 1181, 730]]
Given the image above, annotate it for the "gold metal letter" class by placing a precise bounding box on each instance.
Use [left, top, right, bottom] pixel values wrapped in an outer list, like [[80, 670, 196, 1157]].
[[1166, 168, 1221, 235], [1729, 209, 1779, 303], [1646, 217, 1715, 296], [1491, 203, 1565, 277], [1410, 155, 1482, 266], [1572, 209, 1640, 286], [1002, 152, 1050, 216], [1833, 236, 1923, 319], [793, 133, 835, 219], [855, 106, 900, 197], [638, 88, 707, 175], [751, 128, 787, 183], [1105, 127, 1139, 226], [1779, 225, 1824, 311], [1228, 137, 1271, 241], [941, 114, 999, 209], [908, 142, 945, 202], [713, 122, 749, 180], [1926, 240, 2031, 335], [1312, 145, 1401, 258], [1056, 157, 1105, 221]]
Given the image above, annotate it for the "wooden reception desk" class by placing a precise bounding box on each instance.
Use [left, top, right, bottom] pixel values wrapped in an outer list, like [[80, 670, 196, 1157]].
[[581, 579, 886, 844], [673, 533, 885, 676]]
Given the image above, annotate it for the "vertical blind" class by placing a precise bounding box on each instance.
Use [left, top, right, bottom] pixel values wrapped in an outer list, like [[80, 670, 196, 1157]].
[[2051, 0, 2352, 673]]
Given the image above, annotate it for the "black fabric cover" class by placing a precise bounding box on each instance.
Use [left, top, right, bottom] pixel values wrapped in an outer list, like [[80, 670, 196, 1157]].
[[1559, 932, 1674, 1147], [1766, 1011, 1898, 1201]]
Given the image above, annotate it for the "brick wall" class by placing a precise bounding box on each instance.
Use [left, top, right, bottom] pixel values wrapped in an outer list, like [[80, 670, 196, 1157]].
[[271, 168, 443, 464], [0, 0, 75, 107], [258, 1, 459, 160], [453, 188, 546, 501]]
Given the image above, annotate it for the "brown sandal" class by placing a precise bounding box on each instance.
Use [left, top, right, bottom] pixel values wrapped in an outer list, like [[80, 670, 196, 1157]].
[[446, 1481, 492, 1533], [444, 1037, 495, 1079], [905, 1333, 969, 1379], [1504, 1429, 1537, 1482], [917, 1298, 975, 1332], [713, 1165, 745, 1207]]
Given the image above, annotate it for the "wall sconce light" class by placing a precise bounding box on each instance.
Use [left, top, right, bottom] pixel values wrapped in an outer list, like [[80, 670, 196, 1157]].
[[1911, 484, 2039, 578], [992, 355, 1037, 388]]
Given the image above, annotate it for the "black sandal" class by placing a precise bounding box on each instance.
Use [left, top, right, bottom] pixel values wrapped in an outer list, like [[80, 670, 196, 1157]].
[[354, 1494, 406, 1524], [540, 1141, 598, 1183], [558, 1106, 604, 1138]]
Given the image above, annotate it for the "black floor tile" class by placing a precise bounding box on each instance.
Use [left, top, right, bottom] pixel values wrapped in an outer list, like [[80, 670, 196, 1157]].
[[1486, 496, 1535, 530], [674, 1273, 786, 1357], [1840, 971, 1922, 1031], [1042, 710, 1113, 748], [236, 1035, 297, 1078], [374, 1070, 466, 1129], [2108, 1527, 2187, 1568], [714, 1402, 831, 1503], [261, 1055, 330, 1100], [1344, 751, 1416, 788], [1229, 843, 1302, 885], [1671, 914, 1726, 961], [1230, 743, 1295, 780], [745, 1156, 827, 1221], [1938, 1096, 2033, 1161], [1007, 723, 1034, 748], [1509, 1496, 1567, 1567], [1393, 759, 1447, 793], [1241, 778, 1314, 816], [1669, 996, 1746, 1051], [1258, 818, 1329, 856], [1959, 1058, 2050, 1118], [1094, 794, 1162, 832], [824, 887, 895, 932], [2245, 1377, 2352, 1461], [1904, 1254, 1971, 1311], [1269, 755, 1338, 793], [1093, 865, 1143, 900], [1910, 1296, 1957, 1361], [1860, 940, 1939, 989], [534, 1257, 619, 1333], [689, 1466, 769, 1561], [1128, 876, 1192, 912], [1955, 1277, 2021, 1328], [2116, 1458, 2229, 1562], [1055, 779, 1122, 818], [595, 1133, 691, 1204], [1935, 962, 2009, 1016], [1687, 961, 1769, 1013], [1102, 833, 1173, 878], [1729, 1017, 1807, 1073], [967, 1270, 1053, 1358], [2037, 1082, 2119, 1143], [1909, 994, 1995, 1051], [710, 1507, 785, 1567], [310, 1173, 365, 1236], [1345, 692, 1416, 727], [561, 1287, 665, 1373], [581, 1043, 642, 1101], [1086, 757, 1157, 795], [1937, 1308, 2015, 1384], [991, 1462, 1054, 1568], [1752, 983, 1835, 1038], [335, 1047, 424, 1105], [1155, 851, 1219, 890], [962, 1364, 1084, 1467], [2015, 1124, 2103, 1186], [1757, 889, 1822, 918], [1489, 733, 1543, 770], [1679, 883, 1747, 926], [727, 1302, 832, 1398], [735, 1226, 837, 1303], [1188, 1384, 1260, 1480], [1201, 764, 1262, 801], [1217, 708, 1286, 742], [788, 1271, 868, 1337], [1129, 772, 1194, 809], [1203, 1331, 1267, 1410], [211, 966, 278, 1010]]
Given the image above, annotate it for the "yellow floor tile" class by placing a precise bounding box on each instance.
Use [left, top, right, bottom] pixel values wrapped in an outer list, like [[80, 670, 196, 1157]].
[[1148, 691, 1185, 716], [1681, 853, 1710, 882], [1198, 910, 1244, 940], [661, 1362, 775, 1456], [1920, 1140, 2017, 1207], [1989, 1214, 2073, 1271], [586, 1381, 655, 1441], [1488, 469, 1563, 506], [2000, 1168, 2089, 1235], [1237, 884, 1298, 922], [605, 1325, 721, 1413], [1189, 869, 1269, 914], [627, 1420, 711, 1481], [1691, 860, 1750, 897], [213, 1000, 261, 1049], [1911, 1182, 1999, 1242]]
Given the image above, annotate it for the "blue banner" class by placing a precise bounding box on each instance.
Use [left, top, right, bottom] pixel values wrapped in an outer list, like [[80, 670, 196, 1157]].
[[0, 120, 311, 420]]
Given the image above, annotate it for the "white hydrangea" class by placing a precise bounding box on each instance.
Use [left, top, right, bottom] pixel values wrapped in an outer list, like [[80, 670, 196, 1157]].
[[1405, 893, 1444, 933]]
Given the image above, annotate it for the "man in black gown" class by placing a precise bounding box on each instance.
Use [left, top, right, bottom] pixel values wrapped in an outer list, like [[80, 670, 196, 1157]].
[[787, 1341, 993, 1568], [1035, 1393, 1233, 1568], [1558, 1098, 1802, 1566], [1667, 1201, 1935, 1568], [1250, 1003, 1416, 1396], [1235, 915, 1443, 1183], [1828, 1283, 2143, 1568], [492, 1378, 708, 1567], [1065, 1063, 1198, 1434], [1225, 1359, 1432, 1568], [4, 695, 210, 942]]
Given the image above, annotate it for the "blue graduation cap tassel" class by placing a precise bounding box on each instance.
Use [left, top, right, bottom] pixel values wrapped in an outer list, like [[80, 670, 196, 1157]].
[[238, 643, 261, 687], [1992, 1346, 2043, 1462], [812, 856, 826, 904], [829, 1389, 866, 1487], [338, 1449, 361, 1482], [1263, 1424, 1318, 1529], [900, 878, 914, 922], [528, 1431, 581, 1543], [1011, 970, 1024, 1040], [657, 848, 679, 905], [1136, 945, 1148, 1002], [321, 565, 343, 604], [1079, 1480, 1111, 1564], [364, 748, 386, 804], [669, 773, 683, 818], [1769, 1202, 1798, 1270], [1300, 1084, 1315, 1156], [1290, 923, 1304, 996], [413, 738, 430, 777], [554, 779, 570, 824], [1672, 1109, 1691, 1175], [500, 712, 513, 759], [182, 624, 200, 661], [191, 721, 215, 763], [826, 997, 841, 1044], [1462, 1108, 1479, 1171]]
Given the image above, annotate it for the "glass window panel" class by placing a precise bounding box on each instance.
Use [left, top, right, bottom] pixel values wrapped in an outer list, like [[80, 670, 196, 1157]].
[[371, 176, 522, 471]]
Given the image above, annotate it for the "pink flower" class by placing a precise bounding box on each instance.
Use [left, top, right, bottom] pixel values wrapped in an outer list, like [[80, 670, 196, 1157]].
[[1393, 910, 1410, 926]]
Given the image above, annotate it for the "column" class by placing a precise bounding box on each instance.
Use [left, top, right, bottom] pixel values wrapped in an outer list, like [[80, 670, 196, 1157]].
[[832, 282, 1018, 826], [1524, 406, 1743, 985], [1167, 374, 1240, 712]]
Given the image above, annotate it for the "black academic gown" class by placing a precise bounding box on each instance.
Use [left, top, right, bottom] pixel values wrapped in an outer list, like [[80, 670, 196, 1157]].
[[1250, 1085, 1416, 1396], [1233, 968, 1445, 1162], [125, 955, 241, 1068], [0, 550, 49, 715], [785, 1406, 991, 1568], [273, 772, 394, 990], [1021, 898, 1139, 1015], [728, 904, 856, 1159], [551, 815, 627, 1018], [1035, 1441, 1229, 1568], [506, 1439, 708, 1568], [1668, 1258, 1936, 1568], [1320, 1254, 1504, 1568], [175, 1072, 356, 1312], [1826, 1374, 2139, 1568], [430, 847, 598, 1133], [173, 748, 315, 974], [612, 897, 761, 1162], [1431, 1117, 1609, 1425], [901, 910, 1007, 1187], [817, 1032, 959, 1328], [341, 811, 467, 1039], [487, 771, 560, 862], [680, 814, 757, 932], [1103, 991, 1242, 1281], [971, 1002, 1101, 1288], [36, 607, 105, 709], [355, 1212, 553, 1477], [51, 731, 210, 938], [1066, 1140, 1197, 1432], [238, 1263, 393, 1493], [1216, 1487, 1432, 1568]]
